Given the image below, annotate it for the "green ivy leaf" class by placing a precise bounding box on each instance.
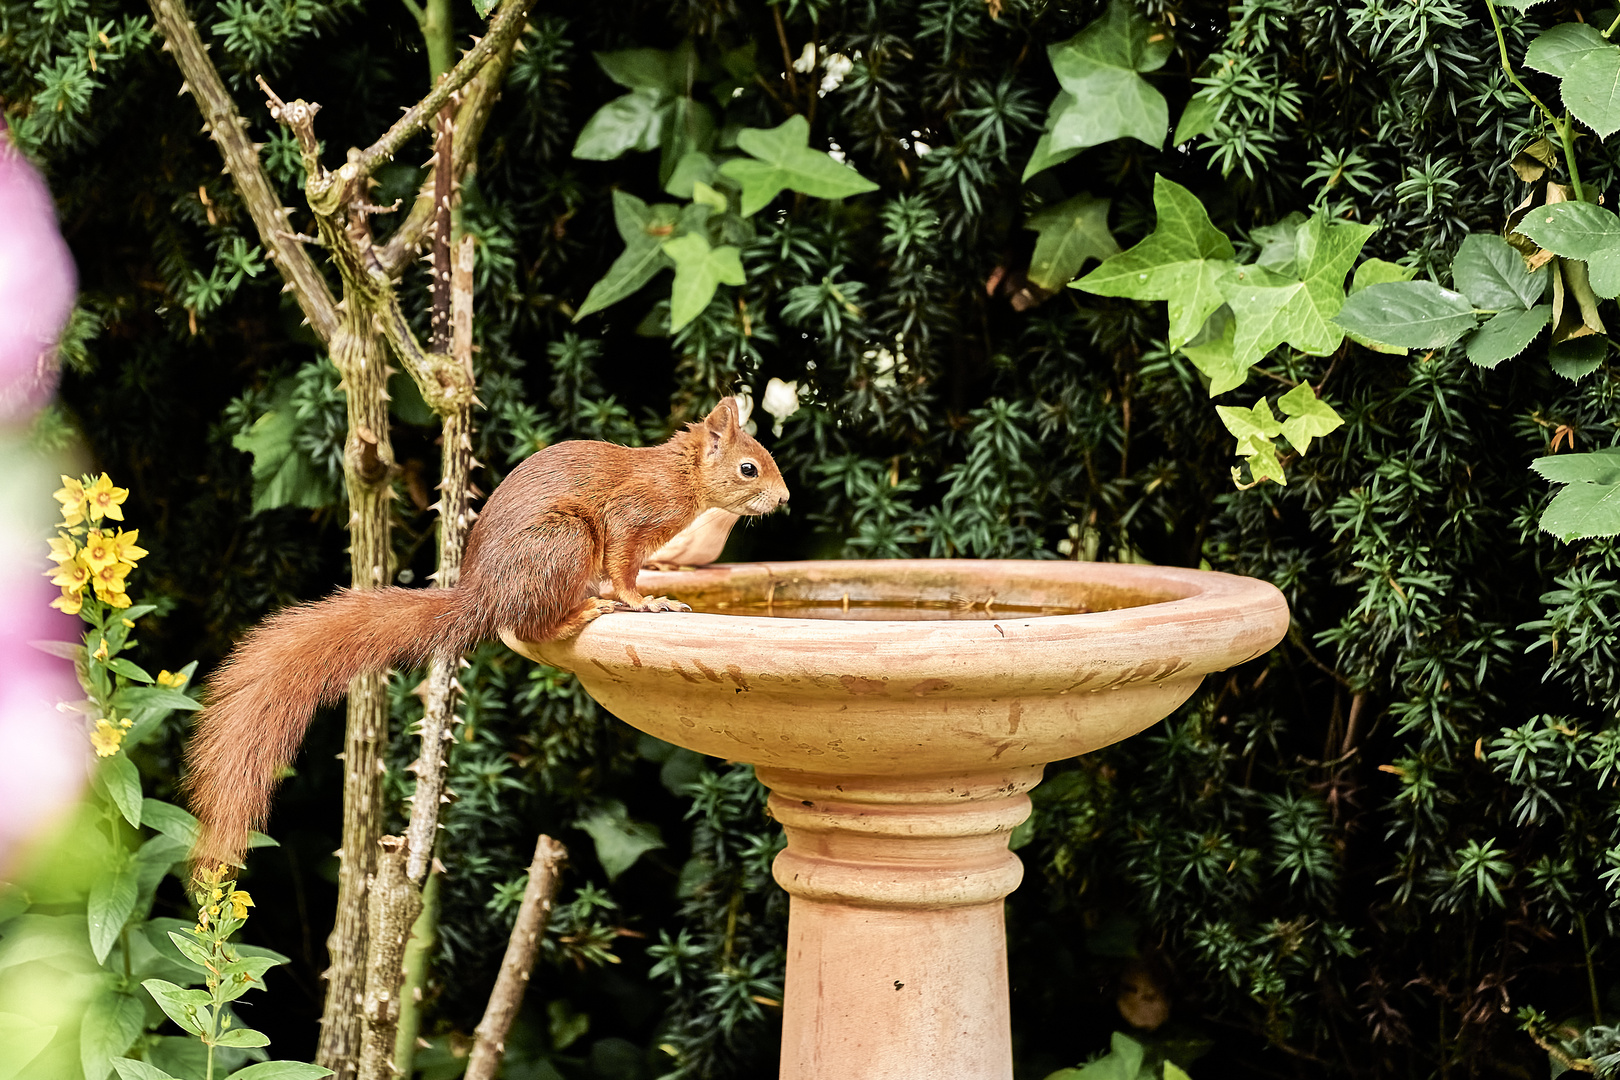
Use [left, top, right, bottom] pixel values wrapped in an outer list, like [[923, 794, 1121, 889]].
[[1045, 0, 1170, 152], [574, 192, 679, 321], [658, 97, 715, 185], [576, 800, 666, 881], [1466, 305, 1552, 368], [1332, 280, 1477, 350], [1021, 94, 1083, 180], [1350, 258, 1417, 293], [595, 45, 693, 94], [1216, 397, 1284, 448], [1452, 233, 1545, 311], [1252, 212, 1307, 278], [1182, 306, 1248, 395], [1024, 193, 1120, 292], [230, 378, 334, 516], [1523, 23, 1610, 78], [719, 115, 879, 217], [662, 233, 745, 333], [1276, 382, 1343, 456], [1073, 175, 1235, 349], [82, 990, 145, 1080], [1225, 215, 1379, 362], [571, 88, 667, 160], [88, 850, 138, 964], [1172, 94, 1218, 145], [664, 150, 717, 198], [1561, 44, 1620, 138]]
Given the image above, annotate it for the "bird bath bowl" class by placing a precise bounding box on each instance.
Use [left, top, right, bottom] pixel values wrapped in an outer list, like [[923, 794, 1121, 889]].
[[503, 559, 1288, 1080]]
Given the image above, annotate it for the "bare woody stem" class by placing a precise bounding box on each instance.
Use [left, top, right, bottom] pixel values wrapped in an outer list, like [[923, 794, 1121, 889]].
[[464, 836, 568, 1080], [145, 0, 339, 341], [357, 837, 424, 1080]]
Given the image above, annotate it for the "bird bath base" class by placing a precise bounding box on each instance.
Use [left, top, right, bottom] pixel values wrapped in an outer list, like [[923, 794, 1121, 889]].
[[504, 560, 1288, 1080]]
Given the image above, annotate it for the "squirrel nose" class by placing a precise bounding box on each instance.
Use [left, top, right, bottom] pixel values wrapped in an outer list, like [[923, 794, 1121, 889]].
[[778, 491, 790, 507]]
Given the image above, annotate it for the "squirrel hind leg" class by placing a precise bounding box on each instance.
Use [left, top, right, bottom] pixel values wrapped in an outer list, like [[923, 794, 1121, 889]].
[[554, 596, 632, 639], [504, 512, 604, 642]]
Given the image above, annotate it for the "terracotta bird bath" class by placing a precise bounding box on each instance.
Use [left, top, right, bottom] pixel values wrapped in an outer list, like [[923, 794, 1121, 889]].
[[503, 559, 1288, 1080]]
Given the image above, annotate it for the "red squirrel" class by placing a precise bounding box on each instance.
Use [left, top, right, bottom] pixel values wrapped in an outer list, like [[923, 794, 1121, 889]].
[[185, 397, 789, 866]]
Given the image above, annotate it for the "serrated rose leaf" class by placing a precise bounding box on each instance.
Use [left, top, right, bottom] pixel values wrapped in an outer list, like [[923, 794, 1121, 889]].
[[1514, 200, 1620, 262], [1452, 233, 1544, 311], [1331, 280, 1476, 350], [1465, 305, 1552, 368], [1561, 45, 1620, 138], [1540, 481, 1620, 540], [1524, 23, 1610, 78], [1549, 336, 1609, 380], [1531, 448, 1620, 485]]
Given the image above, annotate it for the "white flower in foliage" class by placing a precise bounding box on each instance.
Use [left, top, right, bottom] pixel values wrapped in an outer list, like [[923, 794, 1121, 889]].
[[761, 378, 801, 436]]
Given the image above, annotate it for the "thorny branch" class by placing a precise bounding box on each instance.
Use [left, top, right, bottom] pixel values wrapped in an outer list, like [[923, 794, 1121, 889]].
[[357, 0, 535, 182]]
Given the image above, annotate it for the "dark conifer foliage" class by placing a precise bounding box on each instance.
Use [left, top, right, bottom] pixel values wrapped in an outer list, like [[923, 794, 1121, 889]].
[[8, 0, 1620, 1075]]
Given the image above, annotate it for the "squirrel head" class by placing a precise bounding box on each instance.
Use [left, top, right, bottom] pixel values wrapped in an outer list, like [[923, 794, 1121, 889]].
[[690, 397, 790, 515]]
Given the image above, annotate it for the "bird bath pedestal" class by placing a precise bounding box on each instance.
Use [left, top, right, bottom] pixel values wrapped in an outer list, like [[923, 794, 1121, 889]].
[[504, 560, 1288, 1080]]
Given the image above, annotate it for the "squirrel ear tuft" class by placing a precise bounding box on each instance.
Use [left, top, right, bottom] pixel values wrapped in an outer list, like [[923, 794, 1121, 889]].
[[702, 398, 739, 458], [705, 397, 740, 432]]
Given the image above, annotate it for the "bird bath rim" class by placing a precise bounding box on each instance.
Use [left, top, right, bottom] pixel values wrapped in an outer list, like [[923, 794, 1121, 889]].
[[501, 559, 1289, 778]]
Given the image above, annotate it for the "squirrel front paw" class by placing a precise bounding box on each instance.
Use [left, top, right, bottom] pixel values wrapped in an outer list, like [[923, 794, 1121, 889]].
[[639, 595, 692, 613]]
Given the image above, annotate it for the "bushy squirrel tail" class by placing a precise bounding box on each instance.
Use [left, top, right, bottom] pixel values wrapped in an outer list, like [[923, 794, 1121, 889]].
[[185, 586, 488, 868]]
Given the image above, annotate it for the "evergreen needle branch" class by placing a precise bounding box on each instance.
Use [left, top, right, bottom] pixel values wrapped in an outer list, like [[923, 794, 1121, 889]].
[[464, 836, 568, 1080], [1483, 0, 1585, 200], [356, 0, 536, 181], [146, 0, 340, 342]]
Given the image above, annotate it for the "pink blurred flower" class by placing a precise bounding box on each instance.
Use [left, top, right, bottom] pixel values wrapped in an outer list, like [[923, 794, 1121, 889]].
[[0, 120, 77, 424]]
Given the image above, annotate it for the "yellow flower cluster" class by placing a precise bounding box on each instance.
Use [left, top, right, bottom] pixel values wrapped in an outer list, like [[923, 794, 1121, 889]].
[[192, 864, 255, 931], [46, 474, 145, 613], [89, 716, 133, 758]]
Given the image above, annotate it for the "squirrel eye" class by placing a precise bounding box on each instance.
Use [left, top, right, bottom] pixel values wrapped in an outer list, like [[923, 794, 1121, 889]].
[[739, 461, 759, 479]]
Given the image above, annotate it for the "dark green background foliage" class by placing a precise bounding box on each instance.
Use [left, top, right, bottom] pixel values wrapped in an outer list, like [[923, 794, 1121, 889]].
[[10, 0, 1620, 1075]]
